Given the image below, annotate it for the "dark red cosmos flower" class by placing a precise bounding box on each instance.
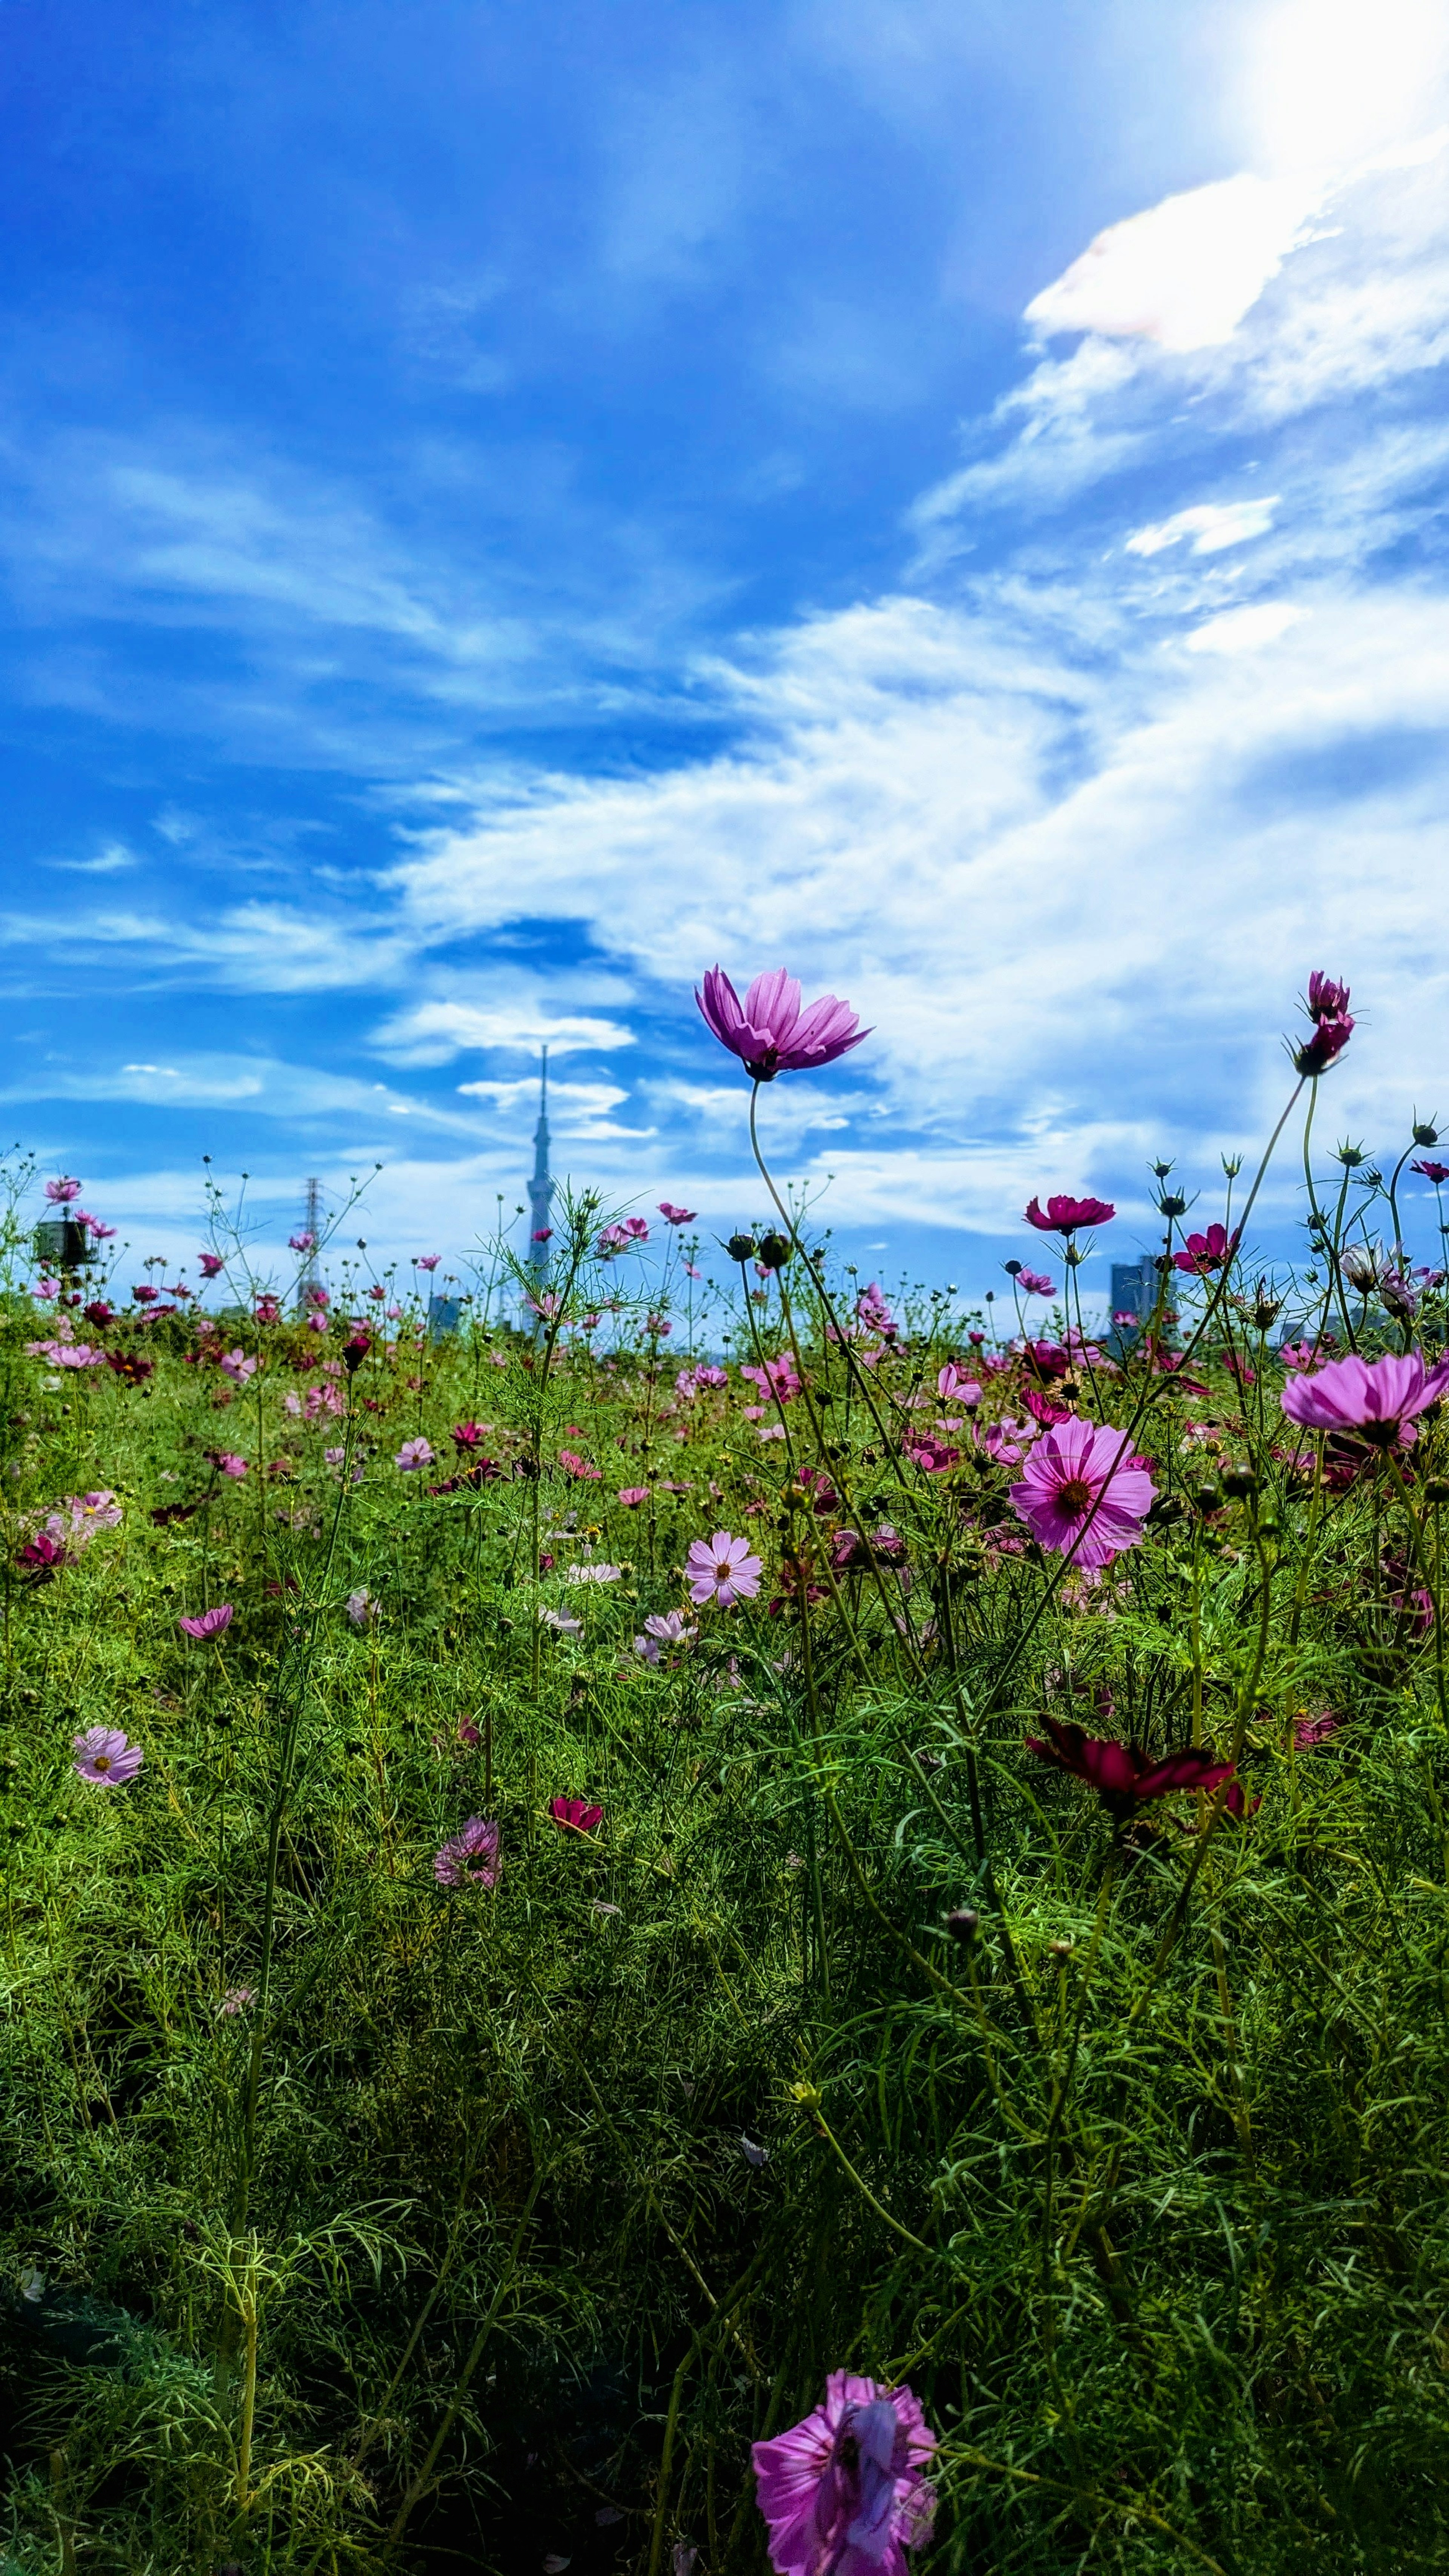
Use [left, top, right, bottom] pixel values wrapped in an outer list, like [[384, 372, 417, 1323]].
[[452, 1420, 487, 1448], [106, 1351, 155, 1384], [83, 1301, 114, 1329], [1021, 1338, 1073, 1381], [1024, 1195, 1116, 1235], [16, 1531, 68, 1579], [549, 1795, 603, 1835], [133, 1284, 159, 1304], [1295, 1014, 1353, 1075], [342, 1333, 371, 1372], [1171, 1223, 1241, 1276], [1026, 1715, 1235, 1820], [1307, 971, 1350, 1021], [1413, 1159, 1449, 1186]]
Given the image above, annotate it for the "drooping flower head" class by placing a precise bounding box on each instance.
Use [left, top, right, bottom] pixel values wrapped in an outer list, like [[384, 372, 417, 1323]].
[[1413, 1158, 1449, 1186], [752, 2373, 937, 2576], [1008, 1416, 1157, 1567], [433, 1815, 500, 1889], [1024, 1194, 1115, 1236], [696, 967, 871, 1083], [1306, 971, 1351, 1022], [549, 1795, 603, 1834], [658, 1201, 697, 1225], [417, 1252, 440, 1270], [178, 1603, 234, 1641], [1026, 1716, 1234, 1821], [1281, 1348, 1449, 1447], [686, 1530, 764, 1607], [1016, 1269, 1055, 1298], [73, 1726, 144, 1789], [198, 1252, 225, 1280]]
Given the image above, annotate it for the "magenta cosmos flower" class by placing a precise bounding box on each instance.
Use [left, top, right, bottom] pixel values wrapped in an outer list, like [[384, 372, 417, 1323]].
[[1027, 1718, 1235, 1821], [434, 1815, 500, 1889], [696, 967, 871, 1082], [178, 1603, 234, 1641], [45, 1176, 83, 1204], [686, 1530, 764, 1607], [550, 1794, 603, 1834], [658, 1201, 697, 1224], [73, 1726, 144, 1788], [1009, 1417, 1157, 1567], [752, 2373, 937, 2576], [1024, 1193, 1115, 1235], [1281, 1348, 1449, 1446]]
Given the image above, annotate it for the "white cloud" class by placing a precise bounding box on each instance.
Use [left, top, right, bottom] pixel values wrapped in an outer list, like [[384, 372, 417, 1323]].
[[1184, 601, 1306, 652], [373, 998, 636, 1063], [1023, 174, 1320, 352], [1126, 498, 1280, 556]]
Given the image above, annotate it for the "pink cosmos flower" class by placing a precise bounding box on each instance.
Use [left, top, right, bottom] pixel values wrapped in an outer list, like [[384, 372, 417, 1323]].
[[64, 1491, 122, 1540], [634, 1609, 697, 1662], [659, 1202, 697, 1225], [1016, 1269, 1055, 1298], [199, 1253, 225, 1280], [696, 967, 871, 1082], [1024, 1194, 1115, 1235], [686, 1530, 764, 1607], [1277, 1341, 1321, 1372], [434, 1814, 500, 1889], [73, 1726, 144, 1788], [178, 1604, 235, 1641], [211, 1452, 248, 1479], [33, 1276, 60, 1300], [1027, 1718, 1234, 1820], [618, 1486, 650, 1507], [219, 1348, 257, 1384], [220, 1986, 255, 2016], [623, 1215, 649, 1240], [550, 1794, 603, 1834], [255, 1295, 281, 1324], [1009, 1417, 1157, 1567], [1294, 1708, 1343, 1750], [1413, 1159, 1449, 1186], [346, 1588, 377, 1627], [395, 1437, 435, 1472], [45, 1177, 83, 1204], [417, 1253, 440, 1270], [1172, 1223, 1240, 1276], [289, 1231, 315, 1252], [936, 1362, 981, 1406], [567, 1561, 622, 1583], [559, 1449, 602, 1478], [597, 1224, 631, 1254], [752, 2374, 937, 2576], [1280, 1348, 1449, 1445]]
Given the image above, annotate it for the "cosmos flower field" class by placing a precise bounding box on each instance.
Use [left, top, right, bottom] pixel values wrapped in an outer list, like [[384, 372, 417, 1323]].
[[4, 968, 1449, 2575]]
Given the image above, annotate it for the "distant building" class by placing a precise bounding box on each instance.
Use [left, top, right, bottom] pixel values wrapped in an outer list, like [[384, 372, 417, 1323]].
[[1108, 1256, 1159, 1355], [526, 1048, 552, 1305], [427, 1294, 464, 1342]]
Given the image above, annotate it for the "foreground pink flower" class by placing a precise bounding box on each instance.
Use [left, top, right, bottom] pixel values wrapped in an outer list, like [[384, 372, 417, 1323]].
[[1280, 1349, 1449, 1446], [1027, 1717, 1234, 1820], [73, 1726, 144, 1789], [752, 2374, 937, 2576], [433, 1815, 500, 1889], [1008, 1417, 1156, 1567], [1024, 1193, 1115, 1235], [1172, 1223, 1240, 1276], [550, 1794, 603, 1834], [696, 967, 871, 1082], [178, 1603, 234, 1641], [686, 1531, 764, 1607]]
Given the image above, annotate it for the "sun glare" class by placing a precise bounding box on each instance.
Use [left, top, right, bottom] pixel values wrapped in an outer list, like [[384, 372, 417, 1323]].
[[1246, 0, 1449, 174]]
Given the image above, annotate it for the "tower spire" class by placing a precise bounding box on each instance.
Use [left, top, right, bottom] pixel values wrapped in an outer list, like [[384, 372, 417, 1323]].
[[527, 1046, 552, 1284]]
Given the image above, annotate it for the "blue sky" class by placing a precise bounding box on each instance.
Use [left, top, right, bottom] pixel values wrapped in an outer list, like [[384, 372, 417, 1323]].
[[4, 0, 1449, 1302]]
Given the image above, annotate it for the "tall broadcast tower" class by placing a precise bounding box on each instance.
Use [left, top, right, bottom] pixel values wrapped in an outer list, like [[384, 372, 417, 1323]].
[[527, 1047, 552, 1288]]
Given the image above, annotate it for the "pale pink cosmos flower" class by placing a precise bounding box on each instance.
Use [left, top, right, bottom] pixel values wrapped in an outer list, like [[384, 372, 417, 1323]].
[[686, 1531, 764, 1607], [219, 1348, 257, 1384], [1009, 1418, 1157, 1567], [73, 1726, 144, 1788], [634, 1610, 697, 1662], [220, 1986, 255, 2016], [417, 1253, 440, 1270], [618, 1486, 650, 1507], [33, 1278, 60, 1301], [752, 2374, 937, 2576], [433, 1815, 501, 1890], [178, 1604, 234, 1641], [45, 1177, 83, 1204], [1281, 1348, 1449, 1446], [540, 1606, 583, 1636], [288, 1231, 315, 1252], [936, 1363, 981, 1408], [696, 967, 871, 1082], [395, 1437, 435, 1472], [346, 1588, 377, 1627], [567, 1561, 623, 1584], [211, 1452, 248, 1479]]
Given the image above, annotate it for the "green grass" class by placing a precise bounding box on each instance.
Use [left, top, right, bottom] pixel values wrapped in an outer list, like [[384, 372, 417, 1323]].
[[3, 1160, 1449, 2576]]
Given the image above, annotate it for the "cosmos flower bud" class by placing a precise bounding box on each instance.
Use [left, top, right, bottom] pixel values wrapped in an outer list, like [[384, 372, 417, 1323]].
[[757, 1232, 791, 1270], [943, 1908, 979, 1944], [726, 1233, 758, 1263]]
